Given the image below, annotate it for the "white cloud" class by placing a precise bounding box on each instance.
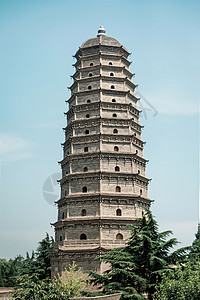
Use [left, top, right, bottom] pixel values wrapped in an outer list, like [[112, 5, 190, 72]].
[[0, 133, 33, 162]]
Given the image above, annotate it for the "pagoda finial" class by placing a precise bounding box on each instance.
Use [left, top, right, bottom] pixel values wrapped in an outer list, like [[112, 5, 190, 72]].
[[97, 25, 106, 37]]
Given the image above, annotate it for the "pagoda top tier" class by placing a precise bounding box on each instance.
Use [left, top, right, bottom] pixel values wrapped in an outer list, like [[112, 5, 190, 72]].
[[80, 25, 130, 54]]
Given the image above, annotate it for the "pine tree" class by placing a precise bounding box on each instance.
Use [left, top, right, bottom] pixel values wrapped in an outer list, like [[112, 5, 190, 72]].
[[89, 210, 178, 300], [188, 223, 200, 261], [34, 233, 54, 279]]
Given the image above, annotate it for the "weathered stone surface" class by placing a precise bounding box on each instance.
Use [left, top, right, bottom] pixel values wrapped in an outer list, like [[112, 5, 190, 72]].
[[51, 26, 152, 277]]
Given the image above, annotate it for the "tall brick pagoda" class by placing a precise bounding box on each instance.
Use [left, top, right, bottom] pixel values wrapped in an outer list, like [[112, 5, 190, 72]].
[[51, 26, 152, 277]]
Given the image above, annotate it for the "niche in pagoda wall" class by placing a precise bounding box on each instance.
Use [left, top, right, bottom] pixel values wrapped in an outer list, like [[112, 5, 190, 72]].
[[101, 109, 128, 119], [65, 224, 100, 240], [101, 226, 130, 241], [101, 68, 122, 78], [101, 141, 131, 153], [70, 177, 100, 194], [75, 125, 100, 136], [101, 203, 136, 218], [81, 57, 100, 68], [75, 109, 100, 119], [101, 56, 121, 66], [102, 124, 129, 135], [68, 201, 99, 217], [101, 157, 132, 173], [101, 92, 125, 103], [73, 141, 100, 154], [71, 157, 100, 173], [102, 80, 124, 91], [76, 91, 100, 104], [80, 68, 100, 78], [79, 79, 100, 91], [101, 177, 134, 194]]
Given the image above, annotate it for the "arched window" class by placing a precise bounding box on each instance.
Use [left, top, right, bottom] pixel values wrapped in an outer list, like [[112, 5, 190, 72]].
[[134, 133, 136, 136], [86, 114, 90, 118], [85, 130, 89, 134], [89, 73, 93, 77], [112, 99, 116, 102], [80, 233, 87, 240], [109, 62, 113, 65], [114, 146, 119, 152], [81, 209, 86, 216], [111, 85, 115, 89], [62, 212, 65, 219], [90, 62, 93, 66], [88, 86, 92, 90], [82, 186, 87, 193], [138, 170, 140, 174], [135, 150, 138, 154], [87, 99, 91, 103], [116, 209, 122, 216], [115, 166, 120, 172], [59, 235, 62, 241], [113, 129, 118, 134], [113, 113, 117, 117], [140, 189, 142, 195], [110, 72, 114, 76], [116, 233, 123, 240], [84, 147, 88, 152], [64, 191, 67, 196], [83, 167, 88, 172], [116, 186, 121, 192]]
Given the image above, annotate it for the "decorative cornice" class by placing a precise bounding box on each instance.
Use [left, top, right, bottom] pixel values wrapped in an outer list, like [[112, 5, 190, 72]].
[[59, 170, 150, 185], [68, 75, 137, 91], [73, 53, 131, 67], [56, 193, 153, 206], [66, 101, 140, 118], [64, 117, 142, 133], [59, 151, 148, 165]]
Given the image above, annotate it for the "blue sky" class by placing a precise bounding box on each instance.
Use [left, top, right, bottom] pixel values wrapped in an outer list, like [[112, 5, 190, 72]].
[[0, 0, 199, 259]]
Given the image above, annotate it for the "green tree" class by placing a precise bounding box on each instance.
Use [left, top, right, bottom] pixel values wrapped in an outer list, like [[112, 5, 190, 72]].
[[11, 274, 69, 300], [11, 262, 87, 300], [153, 260, 200, 300], [57, 262, 87, 298], [0, 233, 54, 287], [89, 210, 179, 300], [34, 233, 54, 279], [188, 224, 200, 261]]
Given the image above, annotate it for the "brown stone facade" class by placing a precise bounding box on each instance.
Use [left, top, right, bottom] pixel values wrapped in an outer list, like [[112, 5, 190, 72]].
[[51, 26, 152, 277]]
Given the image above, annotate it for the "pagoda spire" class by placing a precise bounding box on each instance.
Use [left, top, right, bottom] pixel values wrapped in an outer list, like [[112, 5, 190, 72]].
[[97, 25, 106, 36]]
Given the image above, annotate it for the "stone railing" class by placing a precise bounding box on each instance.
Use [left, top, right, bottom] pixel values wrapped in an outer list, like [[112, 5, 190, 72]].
[[70, 293, 122, 300], [0, 288, 12, 300]]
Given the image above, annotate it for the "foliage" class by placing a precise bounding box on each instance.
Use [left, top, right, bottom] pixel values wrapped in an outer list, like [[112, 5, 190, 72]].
[[153, 260, 200, 300], [188, 224, 200, 261], [11, 262, 87, 300], [11, 274, 69, 300], [34, 233, 54, 279], [57, 262, 88, 298], [89, 210, 179, 300], [0, 233, 54, 287]]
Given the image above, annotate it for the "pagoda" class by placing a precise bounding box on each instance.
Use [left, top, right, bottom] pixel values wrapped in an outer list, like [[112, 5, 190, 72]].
[[51, 26, 152, 277]]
